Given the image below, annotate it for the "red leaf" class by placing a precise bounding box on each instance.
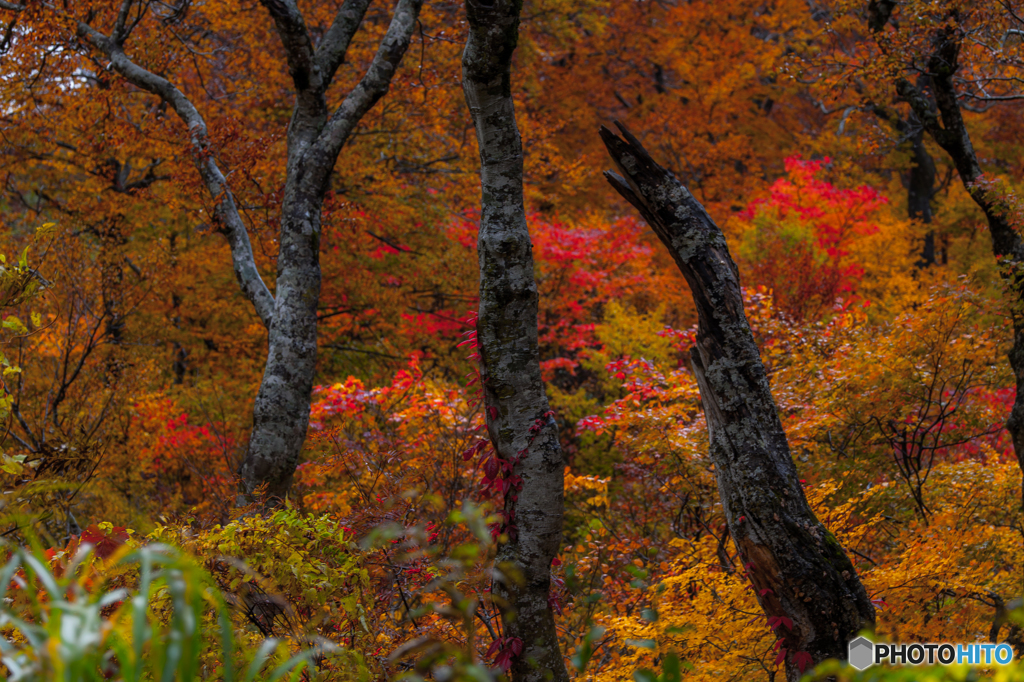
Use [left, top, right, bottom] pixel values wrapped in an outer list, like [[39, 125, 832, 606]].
[[774, 647, 787, 666], [81, 524, 128, 560], [483, 457, 499, 480], [487, 406, 499, 420], [461, 441, 484, 461], [793, 650, 814, 673], [509, 637, 524, 656]]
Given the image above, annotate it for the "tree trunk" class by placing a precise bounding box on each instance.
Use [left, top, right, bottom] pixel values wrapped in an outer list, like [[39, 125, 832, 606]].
[[72, 0, 422, 504], [600, 122, 875, 682], [462, 1, 569, 679], [237, 193, 323, 502], [891, 20, 1024, 505], [237, 0, 423, 503], [870, 101, 937, 265], [906, 125, 937, 227], [904, 122, 938, 268]]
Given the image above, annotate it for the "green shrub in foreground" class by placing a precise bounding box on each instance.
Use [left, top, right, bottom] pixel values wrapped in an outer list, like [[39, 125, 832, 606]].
[[0, 540, 324, 681]]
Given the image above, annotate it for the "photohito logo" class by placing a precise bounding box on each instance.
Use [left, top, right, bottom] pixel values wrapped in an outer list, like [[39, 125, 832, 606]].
[[848, 636, 1015, 670]]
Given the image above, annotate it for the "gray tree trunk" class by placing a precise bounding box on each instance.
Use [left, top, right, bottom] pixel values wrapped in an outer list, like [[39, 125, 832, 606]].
[[887, 18, 1024, 505], [601, 122, 875, 682], [870, 100, 938, 264], [72, 0, 422, 503], [461, 0, 569, 679]]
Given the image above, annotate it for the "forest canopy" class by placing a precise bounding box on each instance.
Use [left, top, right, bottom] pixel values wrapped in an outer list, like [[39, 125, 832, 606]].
[[0, 0, 1021, 680]]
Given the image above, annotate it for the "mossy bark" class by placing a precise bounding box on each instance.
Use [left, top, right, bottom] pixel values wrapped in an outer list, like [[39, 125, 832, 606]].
[[601, 122, 875, 682], [232, 0, 423, 503], [462, 0, 569, 679]]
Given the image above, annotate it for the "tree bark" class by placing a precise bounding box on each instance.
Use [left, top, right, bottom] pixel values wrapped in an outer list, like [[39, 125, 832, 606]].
[[462, 1, 569, 679], [870, 101, 937, 264], [72, 0, 422, 503], [600, 122, 875, 682], [240, 0, 421, 502], [905, 119, 939, 268], [888, 18, 1024, 505], [905, 125, 937, 227]]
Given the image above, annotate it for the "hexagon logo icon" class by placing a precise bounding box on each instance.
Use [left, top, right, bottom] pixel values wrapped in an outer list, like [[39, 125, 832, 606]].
[[848, 636, 874, 670]]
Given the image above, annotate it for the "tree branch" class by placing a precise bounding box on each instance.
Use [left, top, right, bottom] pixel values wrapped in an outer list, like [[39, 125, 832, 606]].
[[257, 0, 317, 95], [112, 0, 135, 45], [75, 20, 276, 327], [317, 0, 422, 161], [315, 0, 374, 87]]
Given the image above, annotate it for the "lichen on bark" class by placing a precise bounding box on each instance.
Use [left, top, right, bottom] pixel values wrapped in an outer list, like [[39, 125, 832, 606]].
[[462, 0, 569, 679], [601, 121, 875, 682]]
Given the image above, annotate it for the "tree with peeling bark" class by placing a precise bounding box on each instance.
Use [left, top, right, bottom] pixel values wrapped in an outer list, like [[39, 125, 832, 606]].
[[600, 122, 876, 682], [462, 0, 570, 679], [860, 0, 1024, 504], [2, 0, 424, 503]]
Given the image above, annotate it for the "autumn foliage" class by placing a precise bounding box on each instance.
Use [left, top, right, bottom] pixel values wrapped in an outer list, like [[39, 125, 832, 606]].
[[0, 0, 1022, 679]]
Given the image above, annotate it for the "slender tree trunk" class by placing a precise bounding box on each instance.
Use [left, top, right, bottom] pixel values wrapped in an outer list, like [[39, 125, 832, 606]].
[[890, 19, 1024, 505], [870, 101, 937, 265], [904, 121, 938, 267], [906, 126, 936, 227], [72, 0, 422, 504], [238, 194, 323, 501], [237, 0, 423, 503], [462, 1, 569, 679], [601, 122, 875, 682]]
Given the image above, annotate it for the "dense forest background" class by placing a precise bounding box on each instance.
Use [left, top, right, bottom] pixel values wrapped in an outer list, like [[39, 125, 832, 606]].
[[0, 0, 1021, 679]]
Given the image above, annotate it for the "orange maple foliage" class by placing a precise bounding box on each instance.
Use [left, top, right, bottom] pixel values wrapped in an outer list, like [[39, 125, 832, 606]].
[[0, 0, 1021, 679]]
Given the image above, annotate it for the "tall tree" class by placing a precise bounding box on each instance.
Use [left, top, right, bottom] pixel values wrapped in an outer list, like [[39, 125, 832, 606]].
[[601, 122, 875, 682], [872, 107, 939, 264], [462, 0, 569, 678], [867, 0, 1024, 503], [4, 0, 425, 502]]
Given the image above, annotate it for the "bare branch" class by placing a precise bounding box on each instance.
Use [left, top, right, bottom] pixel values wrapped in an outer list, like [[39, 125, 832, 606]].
[[257, 0, 317, 95], [318, 0, 422, 161], [315, 0, 373, 86], [960, 92, 1024, 102], [112, 0, 134, 44], [75, 20, 276, 327]]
